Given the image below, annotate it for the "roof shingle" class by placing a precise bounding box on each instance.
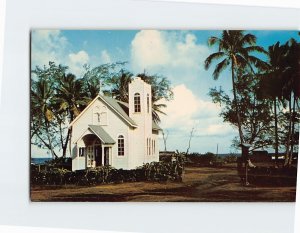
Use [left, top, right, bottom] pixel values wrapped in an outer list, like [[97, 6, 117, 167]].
[[88, 125, 116, 144]]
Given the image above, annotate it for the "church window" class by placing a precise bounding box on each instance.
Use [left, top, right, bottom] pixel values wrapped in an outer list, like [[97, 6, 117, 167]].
[[118, 135, 125, 156], [79, 147, 85, 157], [134, 93, 141, 113]]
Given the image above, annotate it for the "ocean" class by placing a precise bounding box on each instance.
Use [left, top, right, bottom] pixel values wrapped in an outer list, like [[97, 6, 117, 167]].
[[31, 158, 53, 165]]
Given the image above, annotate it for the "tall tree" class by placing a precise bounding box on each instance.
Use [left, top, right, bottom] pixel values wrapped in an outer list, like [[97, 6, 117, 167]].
[[31, 75, 58, 158], [110, 69, 133, 102], [257, 42, 288, 163], [31, 62, 89, 158], [55, 73, 89, 157], [82, 62, 127, 99], [281, 38, 300, 166], [204, 30, 267, 145], [210, 72, 273, 151]]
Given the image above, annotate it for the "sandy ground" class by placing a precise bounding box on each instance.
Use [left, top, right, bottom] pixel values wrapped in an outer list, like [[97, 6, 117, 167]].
[[30, 165, 296, 202]]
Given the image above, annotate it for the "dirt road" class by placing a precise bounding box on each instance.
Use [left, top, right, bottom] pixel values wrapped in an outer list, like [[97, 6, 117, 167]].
[[31, 165, 296, 202]]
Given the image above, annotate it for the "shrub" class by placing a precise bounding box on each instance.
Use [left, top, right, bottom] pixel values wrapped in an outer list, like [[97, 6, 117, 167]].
[[186, 152, 219, 166], [31, 161, 184, 186]]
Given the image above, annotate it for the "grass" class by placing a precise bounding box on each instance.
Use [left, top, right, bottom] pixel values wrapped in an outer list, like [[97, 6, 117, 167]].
[[30, 164, 296, 202]]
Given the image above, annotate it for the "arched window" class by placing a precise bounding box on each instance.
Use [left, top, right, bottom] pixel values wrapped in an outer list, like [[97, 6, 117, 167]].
[[118, 135, 125, 156], [147, 94, 150, 113], [134, 93, 141, 113]]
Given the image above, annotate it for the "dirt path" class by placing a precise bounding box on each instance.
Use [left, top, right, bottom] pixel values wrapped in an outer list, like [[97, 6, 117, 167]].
[[31, 166, 296, 202]]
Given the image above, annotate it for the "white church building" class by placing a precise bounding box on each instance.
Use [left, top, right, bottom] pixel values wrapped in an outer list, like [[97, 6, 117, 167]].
[[69, 77, 161, 171]]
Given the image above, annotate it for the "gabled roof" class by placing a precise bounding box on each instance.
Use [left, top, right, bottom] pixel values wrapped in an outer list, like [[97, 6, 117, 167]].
[[69, 95, 137, 128], [69, 94, 161, 131], [88, 125, 116, 144], [101, 95, 137, 127]]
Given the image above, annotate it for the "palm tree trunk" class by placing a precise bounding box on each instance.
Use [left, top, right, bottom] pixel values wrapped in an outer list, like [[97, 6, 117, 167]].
[[231, 62, 244, 144], [274, 97, 279, 165], [284, 94, 292, 167], [288, 94, 296, 166], [62, 128, 71, 157], [69, 131, 72, 158], [45, 120, 57, 159]]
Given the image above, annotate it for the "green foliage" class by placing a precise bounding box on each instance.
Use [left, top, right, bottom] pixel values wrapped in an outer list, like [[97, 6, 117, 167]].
[[210, 71, 274, 150], [82, 62, 127, 99], [31, 161, 184, 186]]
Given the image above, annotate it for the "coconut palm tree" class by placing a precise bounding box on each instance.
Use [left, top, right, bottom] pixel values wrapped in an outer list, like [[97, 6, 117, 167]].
[[258, 42, 288, 164], [55, 73, 90, 157], [281, 38, 300, 166], [56, 74, 88, 120], [31, 78, 58, 158], [204, 30, 267, 144], [111, 70, 133, 102]]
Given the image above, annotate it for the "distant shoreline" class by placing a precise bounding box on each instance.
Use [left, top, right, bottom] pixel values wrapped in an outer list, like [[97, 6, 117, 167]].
[[31, 157, 52, 165]]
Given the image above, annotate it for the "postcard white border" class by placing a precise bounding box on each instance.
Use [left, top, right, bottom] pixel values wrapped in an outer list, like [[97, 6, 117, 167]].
[[0, 1, 299, 233]]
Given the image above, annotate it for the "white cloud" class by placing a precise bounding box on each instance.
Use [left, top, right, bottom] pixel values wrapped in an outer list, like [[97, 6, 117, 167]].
[[68, 50, 89, 77], [131, 30, 170, 70], [69, 50, 89, 64], [100, 50, 111, 63], [131, 30, 210, 72], [160, 84, 234, 136], [31, 30, 91, 78], [31, 30, 68, 68], [159, 84, 236, 153]]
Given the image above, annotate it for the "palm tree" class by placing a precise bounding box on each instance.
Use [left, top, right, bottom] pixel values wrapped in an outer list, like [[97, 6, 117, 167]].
[[204, 30, 267, 144], [56, 74, 88, 120], [55, 73, 89, 157], [281, 38, 300, 166], [111, 70, 133, 102], [31, 78, 58, 158], [258, 42, 288, 164]]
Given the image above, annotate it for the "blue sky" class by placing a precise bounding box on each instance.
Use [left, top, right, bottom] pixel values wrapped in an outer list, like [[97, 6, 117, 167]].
[[31, 29, 299, 157]]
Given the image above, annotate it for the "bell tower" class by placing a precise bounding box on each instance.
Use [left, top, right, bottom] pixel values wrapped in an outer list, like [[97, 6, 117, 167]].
[[128, 77, 152, 167]]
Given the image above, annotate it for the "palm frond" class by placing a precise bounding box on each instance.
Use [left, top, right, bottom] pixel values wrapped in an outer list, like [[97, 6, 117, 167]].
[[213, 58, 230, 80], [241, 33, 256, 45], [204, 52, 225, 70], [208, 37, 220, 47], [244, 45, 267, 54]]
